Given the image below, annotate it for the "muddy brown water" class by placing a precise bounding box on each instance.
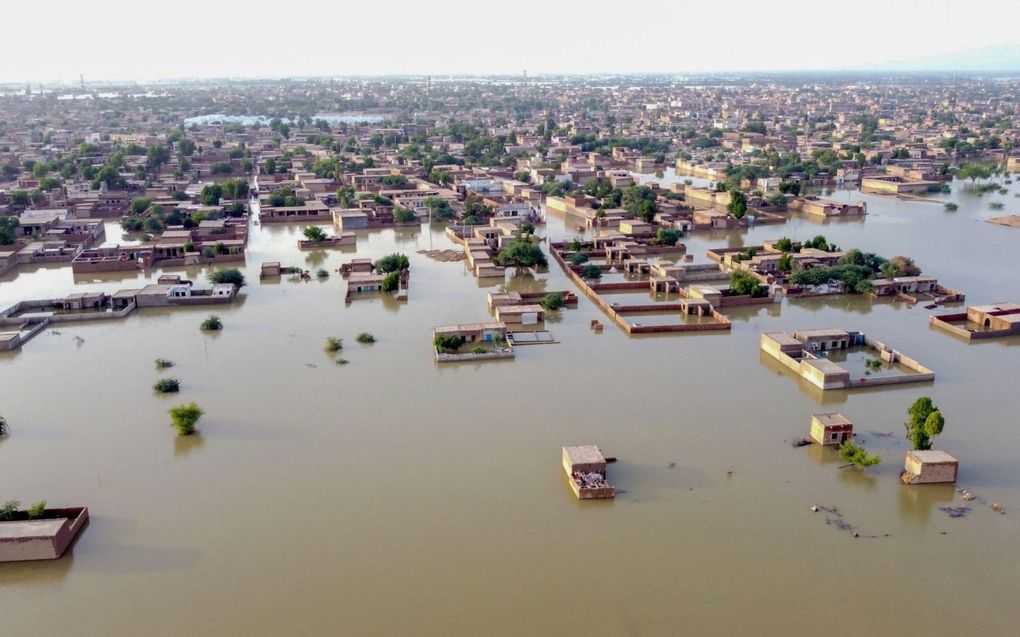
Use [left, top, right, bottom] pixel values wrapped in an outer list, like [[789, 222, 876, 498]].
[[1, 177, 1019, 636]]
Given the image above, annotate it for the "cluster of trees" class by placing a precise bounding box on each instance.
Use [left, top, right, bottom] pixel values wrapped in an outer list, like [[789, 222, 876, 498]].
[[424, 196, 454, 220], [728, 270, 767, 298], [622, 185, 658, 222], [434, 334, 465, 353], [393, 207, 417, 223], [268, 188, 304, 207], [374, 253, 410, 274], [958, 160, 1007, 185], [494, 238, 547, 269], [209, 268, 246, 287], [654, 227, 683, 246]]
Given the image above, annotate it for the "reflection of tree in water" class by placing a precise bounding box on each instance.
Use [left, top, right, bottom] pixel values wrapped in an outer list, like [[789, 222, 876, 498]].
[[303, 250, 327, 267], [174, 433, 206, 458], [897, 481, 955, 528]]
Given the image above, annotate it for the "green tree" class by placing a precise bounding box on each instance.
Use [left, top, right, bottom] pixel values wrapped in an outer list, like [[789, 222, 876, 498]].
[[303, 226, 327, 242], [200, 183, 223, 206], [146, 144, 170, 170], [655, 228, 682, 246], [393, 207, 417, 223], [220, 178, 249, 199], [839, 441, 881, 469], [729, 270, 766, 297], [581, 264, 602, 280], [336, 186, 356, 208], [539, 292, 566, 311], [728, 190, 748, 219], [905, 397, 946, 450], [209, 268, 245, 287], [169, 402, 203, 436], [494, 239, 547, 269], [424, 196, 454, 220], [381, 271, 401, 292], [0, 216, 20, 245], [374, 253, 410, 273]]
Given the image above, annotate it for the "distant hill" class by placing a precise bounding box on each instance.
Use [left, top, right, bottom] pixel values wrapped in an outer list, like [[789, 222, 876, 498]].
[[857, 44, 1020, 73]]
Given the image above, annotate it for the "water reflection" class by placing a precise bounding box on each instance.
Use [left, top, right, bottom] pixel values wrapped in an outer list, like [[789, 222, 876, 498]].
[[898, 483, 956, 527], [173, 433, 206, 457]]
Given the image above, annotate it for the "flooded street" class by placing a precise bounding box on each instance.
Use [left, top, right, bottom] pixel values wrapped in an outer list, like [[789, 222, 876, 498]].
[[2, 177, 1019, 636]]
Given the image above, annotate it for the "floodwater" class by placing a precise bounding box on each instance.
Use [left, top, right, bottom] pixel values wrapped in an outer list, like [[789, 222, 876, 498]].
[[2, 176, 1020, 636]]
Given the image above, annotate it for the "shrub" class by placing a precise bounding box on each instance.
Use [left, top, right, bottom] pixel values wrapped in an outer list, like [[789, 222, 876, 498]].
[[539, 292, 566, 311], [0, 414, 7, 436], [381, 271, 400, 292], [494, 239, 547, 269], [303, 225, 327, 242], [169, 402, 203, 436], [655, 228, 683, 246], [27, 500, 46, 519], [839, 441, 880, 469], [155, 359, 174, 369], [356, 332, 375, 344], [434, 334, 465, 353], [153, 378, 180, 393], [315, 269, 329, 280], [0, 500, 19, 521], [729, 270, 766, 297], [324, 336, 343, 353], [374, 253, 410, 273], [581, 264, 602, 280], [200, 315, 223, 331], [335, 358, 349, 365], [944, 202, 958, 211], [393, 207, 417, 223], [570, 252, 589, 265], [471, 345, 487, 354], [209, 268, 245, 287]]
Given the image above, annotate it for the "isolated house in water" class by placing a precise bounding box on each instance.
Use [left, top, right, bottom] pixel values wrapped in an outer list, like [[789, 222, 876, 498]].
[[810, 413, 854, 446], [902, 450, 959, 484]]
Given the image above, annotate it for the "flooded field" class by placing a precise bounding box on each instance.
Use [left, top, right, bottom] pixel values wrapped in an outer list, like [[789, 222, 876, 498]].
[[2, 177, 1020, 636]]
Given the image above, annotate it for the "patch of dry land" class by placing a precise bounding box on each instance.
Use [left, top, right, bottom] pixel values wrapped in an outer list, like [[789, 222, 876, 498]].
[[988, 215, 1020, 228]]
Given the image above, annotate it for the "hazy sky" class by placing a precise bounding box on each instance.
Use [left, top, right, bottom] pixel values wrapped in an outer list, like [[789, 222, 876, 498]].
[[2, 0, 1019, 82]]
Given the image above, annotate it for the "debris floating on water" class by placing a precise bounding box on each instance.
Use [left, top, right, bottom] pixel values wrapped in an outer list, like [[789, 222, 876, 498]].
[[939, 506, 971, 518]]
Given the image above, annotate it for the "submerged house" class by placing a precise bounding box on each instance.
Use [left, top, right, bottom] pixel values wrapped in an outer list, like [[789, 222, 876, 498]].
[[760, 329, 934, 391], [562, 445, 615, 500], [930, 302, 1020, 340], [810, 413, 854, 446], [902, 450, 959, 484], [0, 507, 89, 562]]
